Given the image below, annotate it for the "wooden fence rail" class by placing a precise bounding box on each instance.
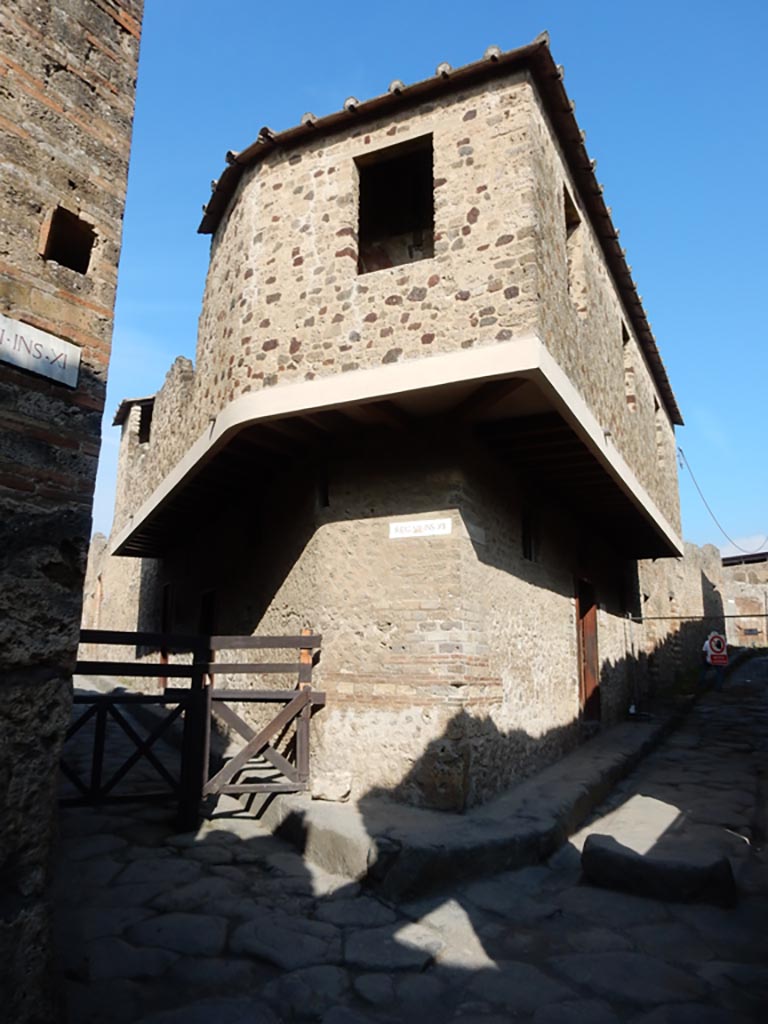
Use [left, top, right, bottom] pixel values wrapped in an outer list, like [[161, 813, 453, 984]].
[[63, 629, 323, 827]]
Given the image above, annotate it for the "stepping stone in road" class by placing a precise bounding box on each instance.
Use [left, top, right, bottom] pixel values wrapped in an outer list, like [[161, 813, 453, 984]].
[[582, 833, 737, 906]]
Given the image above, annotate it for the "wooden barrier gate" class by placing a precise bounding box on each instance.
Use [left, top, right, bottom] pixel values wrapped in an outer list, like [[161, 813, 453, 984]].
[[62, 629, 324, 828]]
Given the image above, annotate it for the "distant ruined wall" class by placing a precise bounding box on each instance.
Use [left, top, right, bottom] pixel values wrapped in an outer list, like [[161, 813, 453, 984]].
[[81, 530, 154, 646], [636, 543, 725, 688], [112, 357, 195, 534], [722, 559, 768, 585], [0, 3, 142, 1020], [721, 561, 768, 647]]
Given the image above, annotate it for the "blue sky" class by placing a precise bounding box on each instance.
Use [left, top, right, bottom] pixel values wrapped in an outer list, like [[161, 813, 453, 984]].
[[95, 0, 767, 554]]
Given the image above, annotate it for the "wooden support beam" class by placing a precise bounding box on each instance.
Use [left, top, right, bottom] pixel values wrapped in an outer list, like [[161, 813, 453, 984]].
[[453, 378, 526, 421], [301, 409, 357, 434], [354, 399, 413, 431], [261, 417, 326, 448], [204, 690, 310, 794]]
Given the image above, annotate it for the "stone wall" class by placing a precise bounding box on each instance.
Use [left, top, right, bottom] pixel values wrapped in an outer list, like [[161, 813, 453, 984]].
[[721, 560, 768, 647], [114, 68, 679, 540], [86, 518, 753, 815], [527, 87, 680, 533], [92, 51, 691, 820], [636, 542, 725, 689], [0, 3, 142, 1020], [722, 558, 768, 586], [87, 438, 658, 811]]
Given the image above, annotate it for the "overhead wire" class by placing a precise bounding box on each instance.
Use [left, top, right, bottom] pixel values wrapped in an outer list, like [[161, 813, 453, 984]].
[[677, 446, 768, 555]]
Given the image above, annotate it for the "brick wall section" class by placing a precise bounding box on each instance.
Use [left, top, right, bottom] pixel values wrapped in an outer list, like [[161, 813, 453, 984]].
[[115, 71, 679, 538], [0, 3, 142, 1020]]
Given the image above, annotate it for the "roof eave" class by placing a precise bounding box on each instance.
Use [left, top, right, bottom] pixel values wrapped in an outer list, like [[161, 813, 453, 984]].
[[113, 395, 156, 427]]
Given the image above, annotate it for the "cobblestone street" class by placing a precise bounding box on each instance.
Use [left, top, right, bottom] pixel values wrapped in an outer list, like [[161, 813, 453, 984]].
[[53, 658, 768, 1023]]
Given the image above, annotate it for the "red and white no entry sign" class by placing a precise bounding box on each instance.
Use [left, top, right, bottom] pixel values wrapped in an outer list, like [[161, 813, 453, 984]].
[[709, 632, 728, 665]]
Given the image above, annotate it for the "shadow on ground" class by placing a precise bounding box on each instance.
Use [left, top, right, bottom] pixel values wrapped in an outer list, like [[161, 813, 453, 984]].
[[53, 659, 768, 1023]]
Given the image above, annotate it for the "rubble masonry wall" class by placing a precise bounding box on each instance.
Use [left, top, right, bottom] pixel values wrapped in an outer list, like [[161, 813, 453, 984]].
[[0, 3, 142, 1019]]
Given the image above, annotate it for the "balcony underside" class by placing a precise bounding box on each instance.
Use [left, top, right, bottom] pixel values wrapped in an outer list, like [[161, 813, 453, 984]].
[[113, 337, 682, 561]]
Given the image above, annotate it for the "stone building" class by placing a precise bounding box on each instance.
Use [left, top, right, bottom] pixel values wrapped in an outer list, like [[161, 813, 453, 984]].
[[93, 36, 686, 814], [0, 2, 143, 1020]]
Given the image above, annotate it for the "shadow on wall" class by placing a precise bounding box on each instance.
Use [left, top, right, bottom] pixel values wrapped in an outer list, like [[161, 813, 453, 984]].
[[130, 445, 625, 639], [122, 451, 637, 805], [105, 441, 729, 817], [631, 570, 726, 698], [345, 592, 728, 817]]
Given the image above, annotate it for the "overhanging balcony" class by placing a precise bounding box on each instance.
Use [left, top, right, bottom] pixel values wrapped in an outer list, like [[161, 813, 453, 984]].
[[112, 334, 683, 561]]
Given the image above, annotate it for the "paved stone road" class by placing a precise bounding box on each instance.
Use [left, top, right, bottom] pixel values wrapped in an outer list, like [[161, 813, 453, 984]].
[[53, 659, 768, 1023]]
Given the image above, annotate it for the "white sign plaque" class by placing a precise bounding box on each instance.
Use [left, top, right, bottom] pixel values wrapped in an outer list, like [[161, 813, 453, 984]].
[[0, 312, 81, 387], [389, 518, 453, 539]]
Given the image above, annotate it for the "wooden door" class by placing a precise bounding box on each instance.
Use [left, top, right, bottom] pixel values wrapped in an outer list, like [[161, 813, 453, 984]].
[[576, 579, 600, 721]]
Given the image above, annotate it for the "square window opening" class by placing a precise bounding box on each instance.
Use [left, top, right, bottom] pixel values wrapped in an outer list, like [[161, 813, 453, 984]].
[[622, 321, 637, 412], [138, 402, 153, 444], [42, 206, 95, 274], [356, 135, 434, 274], [654, 396, 668, 470]]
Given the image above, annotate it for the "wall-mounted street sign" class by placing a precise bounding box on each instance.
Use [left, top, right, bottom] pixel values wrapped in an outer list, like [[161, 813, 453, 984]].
[[389, 518, 452, 539], [0, 312, 81, 387]]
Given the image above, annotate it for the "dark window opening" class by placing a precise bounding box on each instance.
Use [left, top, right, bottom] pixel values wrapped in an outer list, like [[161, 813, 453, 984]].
[[522, 507, 539, 562], [563, 186, 586, 315], [156, 583, 174, 689], [654, 396, 667, 470], [42, 206, 95, 274], [563, 186, 580, 238], [198, 589, 217, 636], [357, 135, 434, 274], [317, 467, 330, 508], [138, 402, 153, 444], [160, 583, 174, 635], [622, 322, 637, 412]]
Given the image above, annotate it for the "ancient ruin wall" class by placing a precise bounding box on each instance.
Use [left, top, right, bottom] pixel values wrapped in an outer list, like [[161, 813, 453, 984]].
[[0, 3, 142, 1019], [111, 357, 195, 535], [528, 88, 681, 533], [636, 543, 725, 687]]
